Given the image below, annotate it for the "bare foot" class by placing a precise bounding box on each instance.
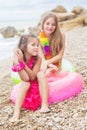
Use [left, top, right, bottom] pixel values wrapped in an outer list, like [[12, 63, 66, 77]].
[[39, 105, 50, 113]]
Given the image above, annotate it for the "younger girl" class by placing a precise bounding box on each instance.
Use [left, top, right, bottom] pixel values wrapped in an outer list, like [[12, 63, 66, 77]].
[[10, 34, 43, 122]]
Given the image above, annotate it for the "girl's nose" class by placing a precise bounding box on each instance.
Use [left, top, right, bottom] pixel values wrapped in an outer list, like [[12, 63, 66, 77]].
[[48, 25, 52, 29]]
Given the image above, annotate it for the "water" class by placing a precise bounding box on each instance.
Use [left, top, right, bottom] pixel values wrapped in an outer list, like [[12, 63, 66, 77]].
[[0, 0, 87, 60], [0, 36, 19, 60], [0, 20, 39, 30]]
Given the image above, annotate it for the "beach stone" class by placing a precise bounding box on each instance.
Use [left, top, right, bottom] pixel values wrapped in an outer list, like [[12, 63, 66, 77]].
[[28, 25, 40, 36], [59, 15, 85, 30], [55, 12, 76, 22], [72, 6, 85, 15], [52, 5, 67, 13], [83, 14, 87, 25], [0, 26, 17, 38]]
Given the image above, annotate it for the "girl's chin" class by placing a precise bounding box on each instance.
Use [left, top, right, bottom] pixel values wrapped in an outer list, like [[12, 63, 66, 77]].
[[46, 32, 52, 35], [32, 53, 37, 56]]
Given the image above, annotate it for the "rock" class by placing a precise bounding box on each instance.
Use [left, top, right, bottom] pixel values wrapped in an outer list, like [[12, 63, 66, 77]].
[[0, 26, 17, 38], [41, 11, 76, 23], [83, 14, 87, 25], [28, 25, 40, 36], [52, 5, 67, 13], [72, 6, 85, 15], [55, 12, 76, 22], [59, 15, 85, 30], [17, 29, 25, 36]]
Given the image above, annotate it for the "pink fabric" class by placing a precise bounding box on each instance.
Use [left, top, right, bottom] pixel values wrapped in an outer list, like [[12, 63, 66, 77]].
[[12, 62, 25, 72], [47, 72, 84, 104], [11, 80, 41, 111]]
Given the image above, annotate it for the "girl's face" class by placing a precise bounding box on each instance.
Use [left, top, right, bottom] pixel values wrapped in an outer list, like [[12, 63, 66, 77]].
[[43, 17, 56, 36], [27, 38, 39, 56]]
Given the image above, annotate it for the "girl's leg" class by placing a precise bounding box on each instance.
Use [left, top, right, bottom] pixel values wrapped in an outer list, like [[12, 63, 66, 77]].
[[37, 71, 50, 113], [10, 82, 30, 122]]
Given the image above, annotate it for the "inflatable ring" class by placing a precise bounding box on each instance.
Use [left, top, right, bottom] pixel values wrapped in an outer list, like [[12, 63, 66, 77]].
[[47, 72, 84, 104], [62, 59, 76, 72], [11, 59, 76, 84], [10, 72, 84, 110], [11, 71, 21, 84]]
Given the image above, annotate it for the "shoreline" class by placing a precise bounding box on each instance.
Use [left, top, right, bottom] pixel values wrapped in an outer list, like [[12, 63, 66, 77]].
[[0, 19, 38, 30]]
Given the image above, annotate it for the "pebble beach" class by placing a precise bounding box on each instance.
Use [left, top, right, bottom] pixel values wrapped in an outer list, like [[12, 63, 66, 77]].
[[0, 26, 87, 130]]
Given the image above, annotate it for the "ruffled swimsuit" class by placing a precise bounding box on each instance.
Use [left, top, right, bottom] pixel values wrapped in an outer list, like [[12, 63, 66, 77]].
[[11, 56, 41, 111]]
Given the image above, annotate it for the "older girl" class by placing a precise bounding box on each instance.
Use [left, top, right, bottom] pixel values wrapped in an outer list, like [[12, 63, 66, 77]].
[[37, 12, 65, 112]]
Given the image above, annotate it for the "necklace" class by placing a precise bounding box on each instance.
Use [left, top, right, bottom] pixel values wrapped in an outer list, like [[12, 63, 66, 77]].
[[40, 31, 52, 59], [40, 31, 62, 70]]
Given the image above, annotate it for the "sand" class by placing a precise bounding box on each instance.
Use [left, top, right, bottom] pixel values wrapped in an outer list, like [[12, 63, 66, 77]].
[[0, 26, 87, 130]]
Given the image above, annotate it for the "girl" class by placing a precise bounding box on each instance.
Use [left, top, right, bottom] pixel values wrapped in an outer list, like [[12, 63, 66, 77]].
[[39, 12, 65, 72], [10, 34, 47, 122], [37, 12, 65, 112]]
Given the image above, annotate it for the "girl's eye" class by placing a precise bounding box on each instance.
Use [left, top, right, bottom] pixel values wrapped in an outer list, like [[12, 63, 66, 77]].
[[32, 43, 35, 46], [36, 44, 39, 47], [52, 23, 56, 26], [32, 43, 39, 47], [46, 22, 56, 26], [46, 22, 50, 25]]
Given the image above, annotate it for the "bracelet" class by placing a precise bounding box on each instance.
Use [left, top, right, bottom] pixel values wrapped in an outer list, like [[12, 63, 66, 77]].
[[12, 62, 25, 72]]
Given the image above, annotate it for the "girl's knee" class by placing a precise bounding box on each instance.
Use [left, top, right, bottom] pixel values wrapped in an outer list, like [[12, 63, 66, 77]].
[[20, 82, 30, 91]]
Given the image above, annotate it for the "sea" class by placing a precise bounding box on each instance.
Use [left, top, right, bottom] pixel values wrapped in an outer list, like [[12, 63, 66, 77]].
[[0, 0, 87, 60]]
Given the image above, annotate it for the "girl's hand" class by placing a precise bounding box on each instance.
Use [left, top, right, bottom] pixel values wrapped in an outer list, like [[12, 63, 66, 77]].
[[17, 49, 24, 62], [14, 48, 24, 63], [45, 64, 58, 76], [48, 64, 58, 73]]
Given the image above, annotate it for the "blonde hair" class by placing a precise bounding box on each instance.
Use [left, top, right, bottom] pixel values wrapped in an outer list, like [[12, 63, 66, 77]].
[[41, 12, 62, 56]]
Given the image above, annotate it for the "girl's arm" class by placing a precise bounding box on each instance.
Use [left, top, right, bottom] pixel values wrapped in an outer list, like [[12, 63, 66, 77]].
[[38, 45, 45, 60], [47, 33, 65, 65], [24, 56, 42, 81], [18, 69, 30, 82], [13, 48, 41, 81], [38, 46, 48, 72], [13, 48, 30, 81]]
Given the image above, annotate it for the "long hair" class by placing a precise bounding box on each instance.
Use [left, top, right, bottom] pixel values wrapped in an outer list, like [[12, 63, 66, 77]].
[[41, 12, 63, 56], [18, 34, 39, 61]]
